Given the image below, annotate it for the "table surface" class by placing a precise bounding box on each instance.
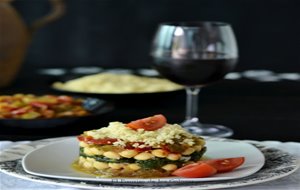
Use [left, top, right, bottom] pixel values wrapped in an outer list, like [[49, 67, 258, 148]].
[[0, 68, 299, 142]]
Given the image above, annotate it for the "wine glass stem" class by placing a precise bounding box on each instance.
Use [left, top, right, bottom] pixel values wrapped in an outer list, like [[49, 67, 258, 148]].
[[185, 87, 200, 121]]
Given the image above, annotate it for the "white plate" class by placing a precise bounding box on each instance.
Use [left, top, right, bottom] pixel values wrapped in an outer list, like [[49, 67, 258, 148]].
[[22, 137, 264, 183], [1, 137, 299, 190]]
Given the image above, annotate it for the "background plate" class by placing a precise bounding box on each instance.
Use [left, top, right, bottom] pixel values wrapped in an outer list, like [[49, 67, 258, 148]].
[[0, 97, 113, 128], [50, 68, 184, 104]]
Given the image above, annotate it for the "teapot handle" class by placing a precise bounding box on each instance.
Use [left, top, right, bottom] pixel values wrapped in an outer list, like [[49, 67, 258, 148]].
[[30, 0, 65, 33]]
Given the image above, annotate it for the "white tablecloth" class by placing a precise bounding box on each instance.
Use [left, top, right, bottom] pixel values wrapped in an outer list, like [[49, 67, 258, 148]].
[[0, 140, 299, 190]]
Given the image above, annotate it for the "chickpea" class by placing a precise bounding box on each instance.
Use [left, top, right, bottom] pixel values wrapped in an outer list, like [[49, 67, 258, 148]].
[[90, 147, 104, 155], [93, 162, 109, 170], [86, 157, 96, 163], [127, 164, 141, 171], [83, 161, 93, 169], [182, 147, 195, 155], [108, 163, 123, 170], [78, 156, 86, 165], [103, 151, 121, 159], [151, 149, 168, 158], [79, 141, 89, 148], [162, 164, 177, 171], [83, 148, 93, 156], [194, 145, 203, 151], [167, 153, 181, 161], [134, 152, 153, 160], [119, 150, 139, 158]]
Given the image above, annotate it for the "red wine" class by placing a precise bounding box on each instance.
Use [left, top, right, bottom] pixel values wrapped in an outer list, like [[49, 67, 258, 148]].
[[153, 57, 237, 86]]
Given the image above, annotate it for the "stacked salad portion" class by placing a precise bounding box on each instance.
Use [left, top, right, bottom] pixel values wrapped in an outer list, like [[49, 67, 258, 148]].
[[75, 114, 207, 178]]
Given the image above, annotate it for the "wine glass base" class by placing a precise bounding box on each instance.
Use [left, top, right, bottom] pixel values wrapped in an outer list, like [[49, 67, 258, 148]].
[[181, 120, 233, 138]]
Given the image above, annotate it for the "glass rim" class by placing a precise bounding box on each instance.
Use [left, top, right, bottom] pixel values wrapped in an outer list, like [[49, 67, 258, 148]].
[[158, 21, 231, 28]]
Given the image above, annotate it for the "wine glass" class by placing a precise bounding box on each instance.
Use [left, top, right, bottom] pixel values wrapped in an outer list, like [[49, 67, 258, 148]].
[[150, 22, 238, 137]]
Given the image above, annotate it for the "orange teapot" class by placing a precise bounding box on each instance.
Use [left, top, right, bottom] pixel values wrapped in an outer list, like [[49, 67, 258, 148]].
[[0, 0, 65, 87]]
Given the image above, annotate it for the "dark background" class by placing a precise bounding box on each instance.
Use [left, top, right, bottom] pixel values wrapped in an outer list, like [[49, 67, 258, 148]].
[[12, 0, 300, 71], [1, 0, 299, 141]]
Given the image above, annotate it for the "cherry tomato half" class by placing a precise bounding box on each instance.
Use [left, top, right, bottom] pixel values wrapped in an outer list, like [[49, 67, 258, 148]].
[[126, 114, 167, 131], [172, 163, 217, 178], [77, 135, 118, 145], [199, 157, 245, 173]]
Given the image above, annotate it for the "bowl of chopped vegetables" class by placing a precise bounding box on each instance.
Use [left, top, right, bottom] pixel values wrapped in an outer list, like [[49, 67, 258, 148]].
[[0, 94, 113, 128]]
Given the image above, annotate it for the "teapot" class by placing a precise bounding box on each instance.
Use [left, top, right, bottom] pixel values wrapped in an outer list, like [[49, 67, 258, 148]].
[[0, 0, 65, 87]]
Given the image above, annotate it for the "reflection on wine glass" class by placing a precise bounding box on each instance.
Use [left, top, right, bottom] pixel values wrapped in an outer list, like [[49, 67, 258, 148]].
[[151, 22, 238, 137]]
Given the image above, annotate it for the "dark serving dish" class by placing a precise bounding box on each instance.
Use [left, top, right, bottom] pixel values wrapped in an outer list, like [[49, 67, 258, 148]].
[[0, 97, 113, 128], [52, 87, 184, 105], [50, 69, 185, 104]]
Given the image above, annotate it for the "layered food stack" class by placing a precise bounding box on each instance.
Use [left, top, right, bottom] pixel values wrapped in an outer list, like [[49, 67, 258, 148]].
[[75, 114, 206, 178]]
